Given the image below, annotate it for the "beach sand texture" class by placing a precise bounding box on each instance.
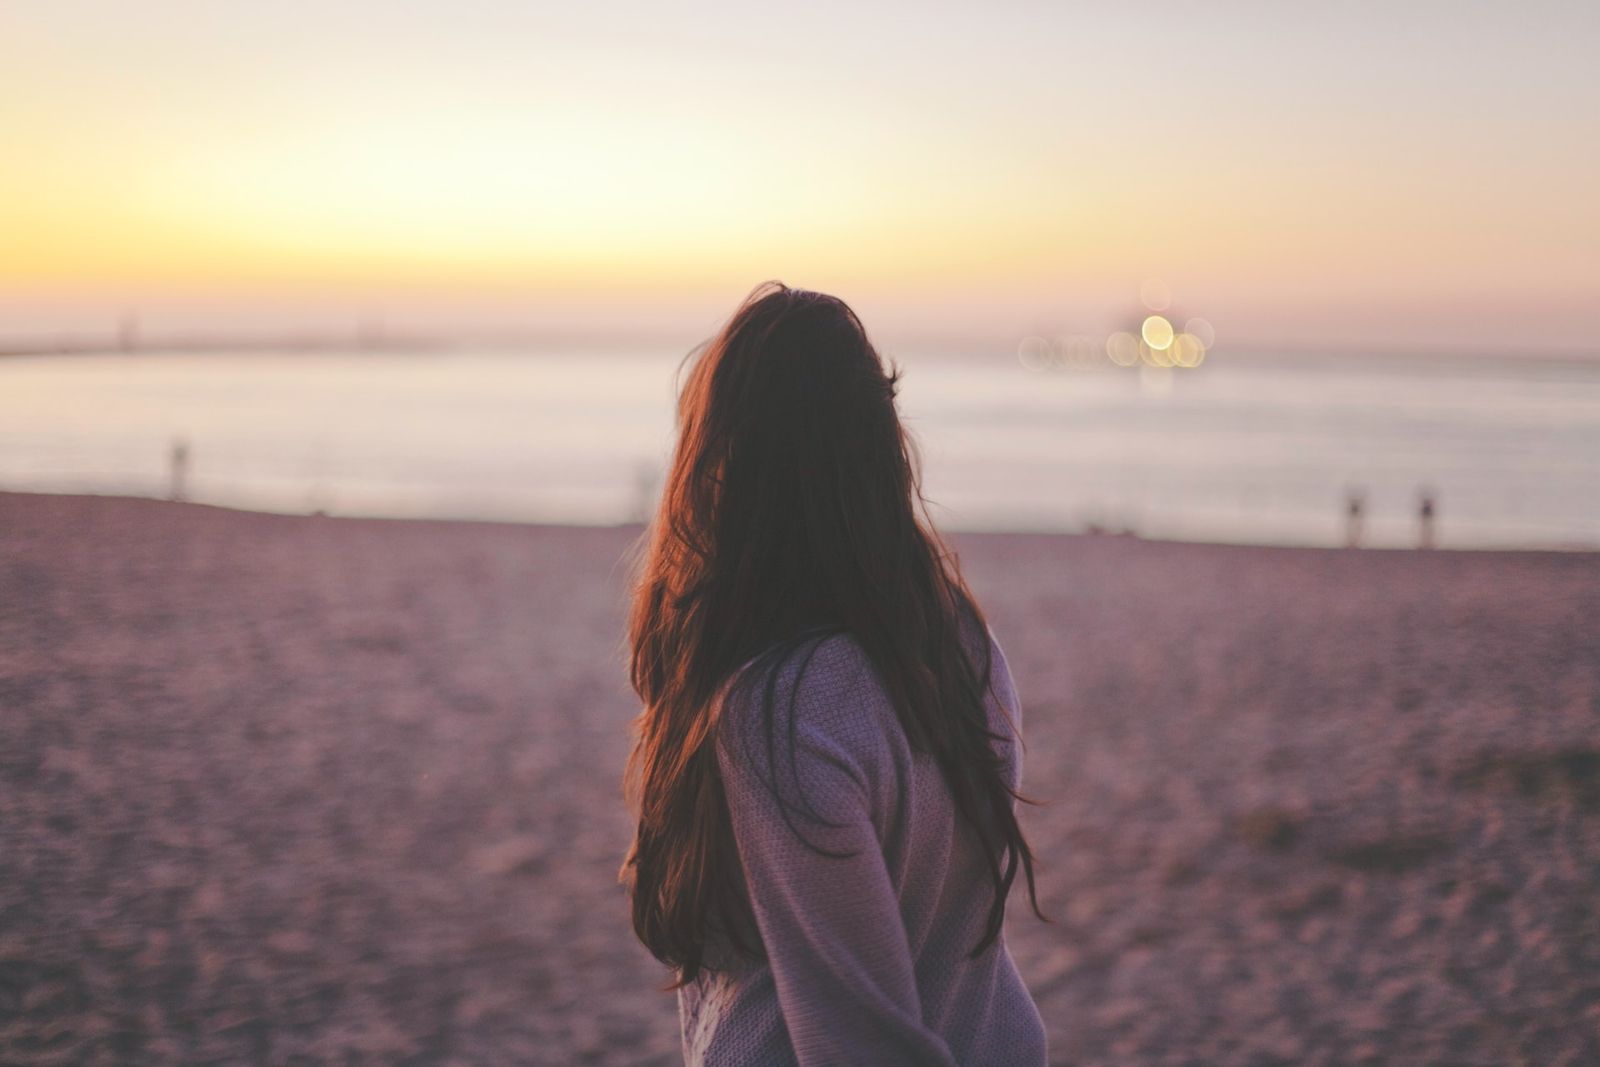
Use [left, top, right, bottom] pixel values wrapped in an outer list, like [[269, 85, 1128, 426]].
[[2, 491, 1597, 1065]]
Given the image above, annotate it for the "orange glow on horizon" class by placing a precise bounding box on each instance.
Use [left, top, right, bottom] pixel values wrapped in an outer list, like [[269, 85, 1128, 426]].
[[2, 2, 1597, 351]]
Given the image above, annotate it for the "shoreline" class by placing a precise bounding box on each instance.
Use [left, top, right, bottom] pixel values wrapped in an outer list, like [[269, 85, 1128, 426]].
[[7, 489, 1596, 557]]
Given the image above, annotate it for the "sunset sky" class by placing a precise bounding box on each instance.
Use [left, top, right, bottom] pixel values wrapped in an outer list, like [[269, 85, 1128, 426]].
[[3, 1, 1596, 353]]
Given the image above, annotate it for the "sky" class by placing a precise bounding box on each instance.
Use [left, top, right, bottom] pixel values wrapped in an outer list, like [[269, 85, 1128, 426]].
[[2, 1, 1597, 354]]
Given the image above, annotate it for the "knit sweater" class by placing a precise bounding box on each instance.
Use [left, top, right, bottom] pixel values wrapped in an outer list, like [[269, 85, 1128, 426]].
[[677, 628, 1047, 1066]]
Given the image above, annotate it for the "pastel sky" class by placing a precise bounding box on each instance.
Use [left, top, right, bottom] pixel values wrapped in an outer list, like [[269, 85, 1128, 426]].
[[3, 1, 1596, 353]]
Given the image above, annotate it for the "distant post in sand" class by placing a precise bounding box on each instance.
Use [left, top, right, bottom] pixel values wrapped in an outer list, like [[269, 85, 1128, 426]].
[[1418, 488, 1437, 549], [169, 438, 190, 503], [1344, 488, 1366, 548]]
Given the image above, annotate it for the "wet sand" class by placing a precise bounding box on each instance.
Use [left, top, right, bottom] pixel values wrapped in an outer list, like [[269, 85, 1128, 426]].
[[2, 491, 1597, 1065]]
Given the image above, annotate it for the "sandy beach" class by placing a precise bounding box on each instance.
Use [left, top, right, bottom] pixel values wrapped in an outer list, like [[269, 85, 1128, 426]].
[[2, 490, 1596, 1065]]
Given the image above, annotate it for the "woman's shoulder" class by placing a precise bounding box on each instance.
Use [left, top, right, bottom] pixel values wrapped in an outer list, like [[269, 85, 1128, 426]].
[[981, 623, 1022, 729], [719, 631, 893, 743], [713, 632, 898, 822], [718, 624, 1017, 746]]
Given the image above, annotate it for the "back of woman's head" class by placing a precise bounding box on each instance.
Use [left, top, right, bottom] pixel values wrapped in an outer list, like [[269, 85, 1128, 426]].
[[622, 281, 1041, 983], [656, 283, 921, 672]]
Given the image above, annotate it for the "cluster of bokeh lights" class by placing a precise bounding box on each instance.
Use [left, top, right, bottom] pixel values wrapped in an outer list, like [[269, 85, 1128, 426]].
[[1018, 281, 1214, 373], [1016, 315, 1215, 373], [1122, 313, 1213, 368]]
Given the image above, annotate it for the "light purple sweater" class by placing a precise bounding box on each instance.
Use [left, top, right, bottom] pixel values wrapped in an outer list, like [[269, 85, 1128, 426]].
[[678, 629, 1047, 1066]]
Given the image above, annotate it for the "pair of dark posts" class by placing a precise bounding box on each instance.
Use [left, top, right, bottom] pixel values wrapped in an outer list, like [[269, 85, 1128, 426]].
[[1345, 489, 1436, 549]]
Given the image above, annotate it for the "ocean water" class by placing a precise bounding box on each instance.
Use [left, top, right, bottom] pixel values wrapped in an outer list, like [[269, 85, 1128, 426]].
[[2, 346, 1597, 549]]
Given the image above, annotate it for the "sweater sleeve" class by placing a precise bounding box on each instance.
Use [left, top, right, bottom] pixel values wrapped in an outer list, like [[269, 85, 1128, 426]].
[[714, 638, 958, 1067]]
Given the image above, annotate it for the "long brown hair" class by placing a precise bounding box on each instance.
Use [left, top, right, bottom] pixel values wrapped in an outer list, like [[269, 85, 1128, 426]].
[[620, 282, 1043, 985]]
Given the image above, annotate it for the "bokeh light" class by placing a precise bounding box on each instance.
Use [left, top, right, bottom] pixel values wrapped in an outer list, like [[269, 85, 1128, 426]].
[[1106, 331, 1141, 367], [1140, 338, 1173, 368], [1171, 332, 1206, 367], [1141, 315, 1175, 351], [1017, 335, 1053, 372], [1184, 317, 1216, 349]]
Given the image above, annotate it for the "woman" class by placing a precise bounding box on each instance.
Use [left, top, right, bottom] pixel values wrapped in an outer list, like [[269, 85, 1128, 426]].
[[620, 283, 1047, 1065]]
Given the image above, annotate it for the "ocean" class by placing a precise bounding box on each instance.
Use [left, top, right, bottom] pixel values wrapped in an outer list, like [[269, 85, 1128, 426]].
[[3, 346, 1597, 549]]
